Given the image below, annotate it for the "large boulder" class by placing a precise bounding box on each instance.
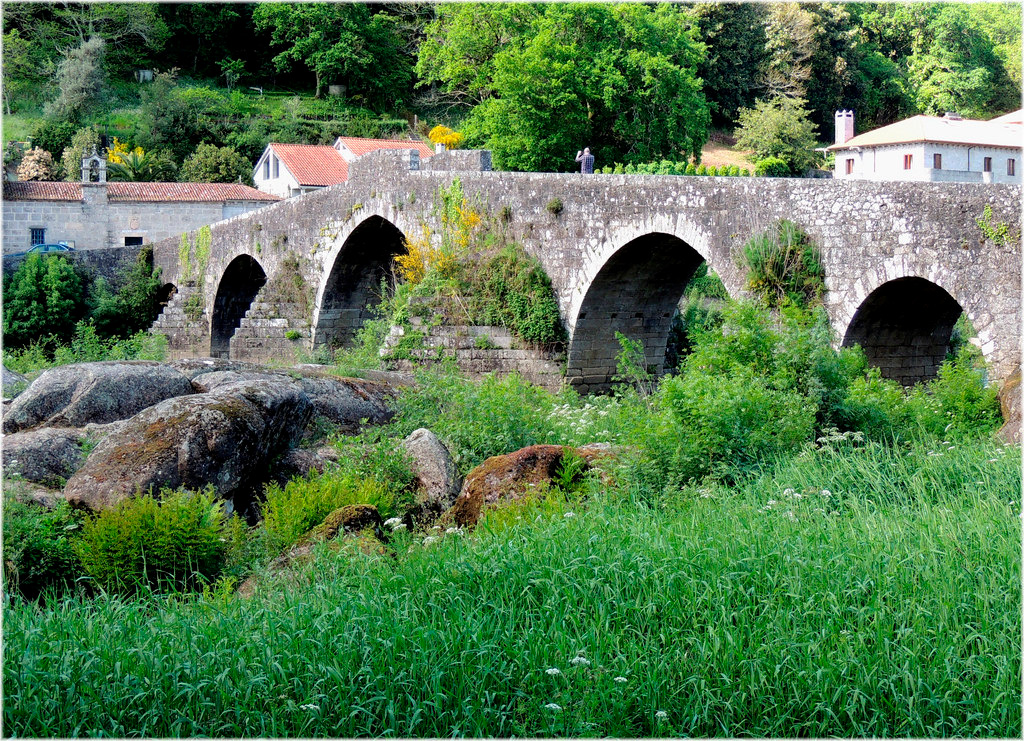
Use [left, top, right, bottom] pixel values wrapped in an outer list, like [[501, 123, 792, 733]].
[[2, 361, 194, 434], [997, 367, 1021, 445], [441, 444, 608, 529], [402, 428, 461, 526], [193, 369, 396, 432], [2, 365, 28, 397], [2, 427, 89, 488], [168, 357, 267, 381], [63, 380, 313, 511]]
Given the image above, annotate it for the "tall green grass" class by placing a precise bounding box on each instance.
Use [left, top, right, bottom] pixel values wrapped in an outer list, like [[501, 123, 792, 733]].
[[5, 441, 1019, 737]]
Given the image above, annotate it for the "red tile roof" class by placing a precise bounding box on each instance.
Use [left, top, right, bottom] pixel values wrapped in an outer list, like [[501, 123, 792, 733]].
[[335, 137, 435, 159], [268, 143, 349, 187], [107, 183, 279, 202], [3, 181, 279, 202], [3, 181, 82, 201]]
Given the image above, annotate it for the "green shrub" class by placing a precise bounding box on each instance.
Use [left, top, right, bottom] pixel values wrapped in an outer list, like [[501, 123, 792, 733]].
[[3, 498, 87, 601], [740, 219, 824, 308], [906, 348, 1002, 439], [261, 473, 396, 553], [30, 117, 77, 158], [661, 366, 816, 481], [3, 254, 89, 348], [285, 329, 302, 341], [545, 197, 563, 216], [696, 164, 707, 176], [684, 163, 696, 175], [396, 369, 558, 474], [754, 156, 790, 177], [613, 163, 624, 174], [75, 487, 230, 594]]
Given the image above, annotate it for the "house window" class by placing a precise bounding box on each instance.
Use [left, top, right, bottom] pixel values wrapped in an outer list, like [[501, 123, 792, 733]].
[[273, 156, 279, 178], [1008, 159, 1016, 176], [264, 159, 270, 179], [903, 154, 913, 169], [30, 228, 45, 246], [124, 236, 144, 247], [845, 159, 854, 175], [983, 157, 992, 172], [933, 153, 942, 169]]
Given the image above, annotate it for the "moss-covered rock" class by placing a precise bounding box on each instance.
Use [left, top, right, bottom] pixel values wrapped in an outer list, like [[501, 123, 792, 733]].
[[63, 380, 313, 511], [2, 427, 89, 489], [441, 444, 609, 529]]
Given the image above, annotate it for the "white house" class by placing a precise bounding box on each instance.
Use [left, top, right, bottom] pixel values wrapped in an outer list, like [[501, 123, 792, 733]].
[[253, 137, 435, 198], [827, 109, 1022, 184]]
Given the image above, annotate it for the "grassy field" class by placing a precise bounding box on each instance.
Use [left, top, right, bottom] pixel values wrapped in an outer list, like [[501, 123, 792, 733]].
[[4, 439, 1019, 738]]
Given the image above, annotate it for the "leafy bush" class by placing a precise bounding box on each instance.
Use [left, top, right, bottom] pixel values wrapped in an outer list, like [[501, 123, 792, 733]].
[[754, 156, 790, 177], [3, 254, 88, 347], [906, 347, 1002, 439], [3, 499, 86, 601], [740, 219, 824, 308], [736, 96, 819, 174], [396, 369, 558, 474], [89, 246, 163, 337], [180, 143, 254, 185], [261, 473, 397, 553], [75, 488, 231, 595], [30, 118, 78, 159]]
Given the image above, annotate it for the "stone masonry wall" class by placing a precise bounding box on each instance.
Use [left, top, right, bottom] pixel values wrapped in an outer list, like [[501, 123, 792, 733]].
[[149, 150, 1021, 389]]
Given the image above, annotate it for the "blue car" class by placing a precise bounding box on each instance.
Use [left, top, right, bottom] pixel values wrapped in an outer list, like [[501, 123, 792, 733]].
[[8, 243, 76, 258]]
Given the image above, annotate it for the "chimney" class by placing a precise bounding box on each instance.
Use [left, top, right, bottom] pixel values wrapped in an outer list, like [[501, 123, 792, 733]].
[[834, 110, 855, 145], [943, 111, 962, 121]]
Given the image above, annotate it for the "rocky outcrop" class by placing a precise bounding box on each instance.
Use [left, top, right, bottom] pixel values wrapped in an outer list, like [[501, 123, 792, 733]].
[[997, 367, 1021, 445], [402, 428, 461, 526], [441, 444, 609, 529], [3, 361, 194, 434], [63, 380, 313, 511], [2, 365, 28, 397], [268, 447, 340, 486], [168, 357, 266, 381], [192, 369, 396, 433], [2, 427, 90, 489]]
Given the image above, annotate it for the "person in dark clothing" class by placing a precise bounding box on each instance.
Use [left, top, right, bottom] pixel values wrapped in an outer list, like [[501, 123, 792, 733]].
[[575, 147, 595, 174]]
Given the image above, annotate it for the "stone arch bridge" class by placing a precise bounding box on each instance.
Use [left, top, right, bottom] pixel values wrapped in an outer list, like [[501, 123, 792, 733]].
[[151, 149, 1021, 393]]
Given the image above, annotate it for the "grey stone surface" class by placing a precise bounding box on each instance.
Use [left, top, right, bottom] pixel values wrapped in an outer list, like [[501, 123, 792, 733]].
[[2, 365, 28, 396], [146, 150, 1021, 388], [2, 361, 195, 434], [402, 428, 462, 526], [2, 427, 89, 488], [63, 379, 314, 511]]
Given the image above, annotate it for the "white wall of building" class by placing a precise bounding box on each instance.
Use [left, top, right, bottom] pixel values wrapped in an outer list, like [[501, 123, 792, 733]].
[[253, 149, 303, 198], [835, 142, 1021, 184]]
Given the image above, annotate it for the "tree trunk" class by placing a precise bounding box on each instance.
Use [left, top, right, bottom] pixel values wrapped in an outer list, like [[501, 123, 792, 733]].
[[315, 69, 322, 99]]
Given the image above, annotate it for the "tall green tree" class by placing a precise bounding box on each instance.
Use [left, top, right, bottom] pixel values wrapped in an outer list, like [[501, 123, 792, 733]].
[[423, 4, 710, 172], [736, 96, 820, 175], [252, 4, 412, 107], [180, 144, 253, 185], [3, 255, 88, 348], [689, 3, 769, 127]]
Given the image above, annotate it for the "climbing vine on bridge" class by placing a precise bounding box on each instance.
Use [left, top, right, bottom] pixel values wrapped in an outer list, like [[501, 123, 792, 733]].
[[739, 220, 824, 309]]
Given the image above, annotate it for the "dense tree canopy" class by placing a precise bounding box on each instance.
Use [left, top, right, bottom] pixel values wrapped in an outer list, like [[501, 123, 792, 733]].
[[3, 2, 1019, 178], [423, 3, 711, 171]]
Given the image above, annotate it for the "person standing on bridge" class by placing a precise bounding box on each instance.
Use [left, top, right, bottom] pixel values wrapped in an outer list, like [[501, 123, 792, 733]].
[[576, 147, 595, 174]]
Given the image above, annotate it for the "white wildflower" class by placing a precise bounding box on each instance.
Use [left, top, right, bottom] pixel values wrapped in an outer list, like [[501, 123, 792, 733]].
[[614, 676, 627, 684], [300, 704, 320, 711], [422, 536, 439, 546], [766, 499, 777, 507], [564, 511, 576, 518], [782, 488, 795, 497], [545, 667, 562, 676], [655, 710, 668, 720], [383, 517, 403, 529], [820, 489, 832, 498], [783, 510, 797, 521], [445, 527, 460, 535], [391, 522, 407, 532], [544, 703, 563, 711], [570, 656, 591, 667]]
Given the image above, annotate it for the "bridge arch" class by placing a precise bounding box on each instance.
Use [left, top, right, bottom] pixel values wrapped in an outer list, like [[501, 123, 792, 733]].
[[311, 214, 409, 349], [566, 220, 736, 393], [210, 254, 267, 359]]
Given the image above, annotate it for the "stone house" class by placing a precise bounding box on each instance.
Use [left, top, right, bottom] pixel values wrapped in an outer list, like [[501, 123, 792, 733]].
[[828, 109, 1022, 184], [253, 137, 435, 198], [3, 176, 278, 254]]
